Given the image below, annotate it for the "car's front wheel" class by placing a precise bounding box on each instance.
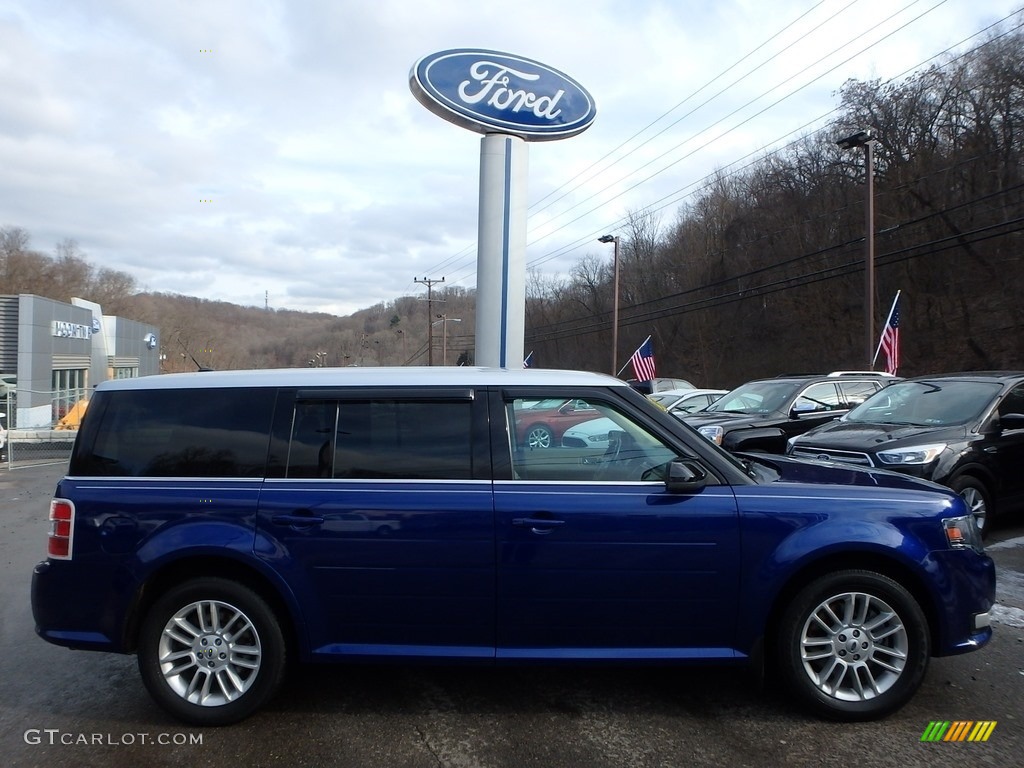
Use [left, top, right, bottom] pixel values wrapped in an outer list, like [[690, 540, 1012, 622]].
[[138, 578, 286, 725], [777, 570, 930, 721]]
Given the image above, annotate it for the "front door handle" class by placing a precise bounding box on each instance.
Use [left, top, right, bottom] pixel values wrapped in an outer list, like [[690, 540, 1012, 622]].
[[512, 517, 566, 535]]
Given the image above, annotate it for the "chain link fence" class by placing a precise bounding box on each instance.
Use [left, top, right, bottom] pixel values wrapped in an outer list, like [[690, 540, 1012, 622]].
[[2, 390, 84, 470]]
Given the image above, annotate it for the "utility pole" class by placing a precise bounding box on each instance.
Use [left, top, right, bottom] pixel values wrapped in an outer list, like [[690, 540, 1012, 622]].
[[415, 276, 444, 365]]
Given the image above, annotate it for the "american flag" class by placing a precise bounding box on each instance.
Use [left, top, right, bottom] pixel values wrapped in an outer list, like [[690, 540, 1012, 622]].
[[880, 295, 900, 375], [629, 337, 657, 382]]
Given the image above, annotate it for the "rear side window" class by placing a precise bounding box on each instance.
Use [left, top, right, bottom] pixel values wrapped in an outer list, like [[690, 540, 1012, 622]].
[[286, 400, 473, 480], [71, 388, 275, 477]]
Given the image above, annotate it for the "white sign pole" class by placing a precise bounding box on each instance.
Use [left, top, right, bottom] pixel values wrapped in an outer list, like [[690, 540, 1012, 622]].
[[475, 133, 528, 368]]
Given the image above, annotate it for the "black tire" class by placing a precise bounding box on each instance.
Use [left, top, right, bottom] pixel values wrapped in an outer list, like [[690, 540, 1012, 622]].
[[949, 475, 993, 538], [138, 577, 286, 726], [777, 570, 930, 721], [525, 423, 554, 449]]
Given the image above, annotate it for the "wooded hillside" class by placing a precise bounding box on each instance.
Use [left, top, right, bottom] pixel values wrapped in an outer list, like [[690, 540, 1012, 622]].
[[525, 28, 1024, 386]]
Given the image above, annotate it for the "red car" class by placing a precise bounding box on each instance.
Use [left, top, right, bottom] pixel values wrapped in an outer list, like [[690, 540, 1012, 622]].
[[513, 398, 600, 449]]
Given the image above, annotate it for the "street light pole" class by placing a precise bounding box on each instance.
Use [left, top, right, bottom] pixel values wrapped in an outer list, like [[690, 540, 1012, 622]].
[[598, 234, 620, 376], [836, 129, 878, 370]]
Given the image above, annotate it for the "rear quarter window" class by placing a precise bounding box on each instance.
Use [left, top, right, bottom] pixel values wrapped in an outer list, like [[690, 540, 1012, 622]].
[[70, 387, 276, 477]]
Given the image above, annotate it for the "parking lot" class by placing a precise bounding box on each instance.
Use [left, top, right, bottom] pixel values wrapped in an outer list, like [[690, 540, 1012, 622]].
[[2, 461, 1022, 768]]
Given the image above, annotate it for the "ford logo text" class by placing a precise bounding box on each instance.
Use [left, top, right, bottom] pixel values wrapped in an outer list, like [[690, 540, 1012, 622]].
[[410, 49, 596, 141]]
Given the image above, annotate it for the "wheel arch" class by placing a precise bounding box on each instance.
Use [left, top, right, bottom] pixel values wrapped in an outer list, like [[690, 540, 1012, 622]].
[[945, 464, 996, 501], [760, 551, 939, 668], [124, 555, 302, 662]]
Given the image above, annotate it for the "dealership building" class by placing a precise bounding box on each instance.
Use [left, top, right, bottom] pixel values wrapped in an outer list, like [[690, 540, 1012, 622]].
[[0, 294, 159, 429]]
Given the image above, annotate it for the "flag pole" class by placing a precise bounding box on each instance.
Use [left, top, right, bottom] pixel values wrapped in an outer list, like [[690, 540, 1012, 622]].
[[872, 290, 900, 368], [617, 334, 651, 377]]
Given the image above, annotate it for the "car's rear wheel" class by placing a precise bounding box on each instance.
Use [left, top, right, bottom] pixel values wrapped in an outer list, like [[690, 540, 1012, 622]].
[[525, 424, 553, 449], [777, 570, 930, 721], [138, 578, 286, 725], [949, 475, 992, 537]]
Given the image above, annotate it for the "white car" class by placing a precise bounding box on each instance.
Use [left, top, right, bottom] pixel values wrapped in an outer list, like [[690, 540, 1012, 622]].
[[648, 388, 727, 416], [560, 416, 617, 449]]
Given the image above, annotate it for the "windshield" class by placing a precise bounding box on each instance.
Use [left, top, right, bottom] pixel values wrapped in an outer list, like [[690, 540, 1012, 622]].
[[845, 380, 1002, 426], [704, 380, 799, 415]]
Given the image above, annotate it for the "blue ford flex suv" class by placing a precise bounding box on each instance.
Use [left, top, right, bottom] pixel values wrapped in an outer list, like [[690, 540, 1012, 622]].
[[32, 367, 994, 725]]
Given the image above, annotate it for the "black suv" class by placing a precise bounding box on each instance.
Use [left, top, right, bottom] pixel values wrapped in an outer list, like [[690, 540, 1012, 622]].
[[787, 372, 1024, 535], [682, 372, 895, 453]]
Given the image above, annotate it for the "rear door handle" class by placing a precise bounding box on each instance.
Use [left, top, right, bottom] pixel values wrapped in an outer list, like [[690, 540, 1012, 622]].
[[271, 513, 325, 528]]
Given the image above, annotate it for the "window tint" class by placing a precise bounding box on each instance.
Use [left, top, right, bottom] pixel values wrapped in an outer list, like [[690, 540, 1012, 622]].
[[72, 388, 275, 477], [287, 401, 338, 478], [506, 397, 678, 482], [286, 400, 473, 480]]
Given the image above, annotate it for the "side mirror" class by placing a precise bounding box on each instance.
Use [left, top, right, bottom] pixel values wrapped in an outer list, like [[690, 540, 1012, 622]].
[[665, 460, 708, 494]]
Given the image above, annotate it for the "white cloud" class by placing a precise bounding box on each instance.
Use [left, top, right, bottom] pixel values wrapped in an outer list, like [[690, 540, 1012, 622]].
[[1, 0, 1020, 315]]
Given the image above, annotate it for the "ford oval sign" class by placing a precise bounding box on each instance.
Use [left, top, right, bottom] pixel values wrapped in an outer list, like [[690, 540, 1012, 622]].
[[410, 49, 596, 141]]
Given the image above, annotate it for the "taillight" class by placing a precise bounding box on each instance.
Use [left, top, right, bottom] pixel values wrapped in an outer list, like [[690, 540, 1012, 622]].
[[48, 499, 75, 560]]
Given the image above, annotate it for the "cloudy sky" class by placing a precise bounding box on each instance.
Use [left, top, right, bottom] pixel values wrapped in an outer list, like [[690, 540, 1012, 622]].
[[1, 0, 1020, 316]]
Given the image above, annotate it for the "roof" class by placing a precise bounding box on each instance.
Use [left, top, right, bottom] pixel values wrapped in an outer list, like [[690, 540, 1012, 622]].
[[902, 371, 1024, 383], [94, 367, 632, 392]]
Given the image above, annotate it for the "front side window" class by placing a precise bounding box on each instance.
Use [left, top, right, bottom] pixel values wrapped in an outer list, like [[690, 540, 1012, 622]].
[[506, 397, 678, 482], [998, 384, 1024, 419], [793, 383, 842, 413]]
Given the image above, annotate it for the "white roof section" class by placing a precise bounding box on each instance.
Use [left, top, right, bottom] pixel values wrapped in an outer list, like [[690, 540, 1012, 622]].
[[652, 388, 727, 398], [95, 367, 631, 391]]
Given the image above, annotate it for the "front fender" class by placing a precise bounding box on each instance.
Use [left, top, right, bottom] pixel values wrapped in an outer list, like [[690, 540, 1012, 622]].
[[735, 516, 935, 652]]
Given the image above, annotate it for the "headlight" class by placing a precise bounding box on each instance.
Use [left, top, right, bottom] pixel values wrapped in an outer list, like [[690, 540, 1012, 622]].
[[943, 514, 983, 552], [698, 425, 723, 445], [588, 433, 609, 443], [876, 443, 946, 465]]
